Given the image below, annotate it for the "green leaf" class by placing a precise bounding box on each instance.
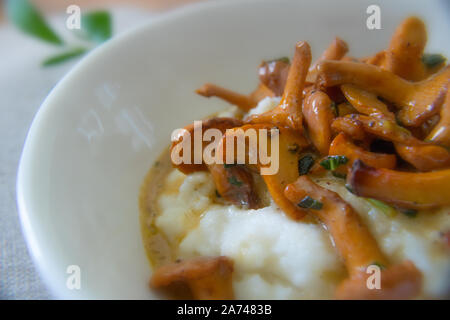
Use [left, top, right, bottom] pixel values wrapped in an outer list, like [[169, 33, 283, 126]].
[[320, 155, 348, 171], [422, 53, 446, 68], [6, 0, 63, 45], [81, 11, 112, 43], [366, 198, 397, 217], [297, 196, 323, 210], [298, 155, 314, 175], [228, 176, 243, 187], [42, 47, 87, 67]]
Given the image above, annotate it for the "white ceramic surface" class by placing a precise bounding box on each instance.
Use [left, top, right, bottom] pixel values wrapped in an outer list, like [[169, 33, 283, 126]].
[[16, 0, 450, 299]]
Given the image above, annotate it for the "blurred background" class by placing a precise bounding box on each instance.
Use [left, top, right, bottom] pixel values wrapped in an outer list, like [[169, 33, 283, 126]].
[[0, 0, 204, 300], [0, 0, 203, 19]]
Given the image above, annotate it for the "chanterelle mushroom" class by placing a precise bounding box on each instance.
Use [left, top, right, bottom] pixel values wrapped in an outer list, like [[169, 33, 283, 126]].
[[317, 60, 449, 127], [246, 41, 312, 132], [150, 256, 234, 300], [284, 175, 422, 299]]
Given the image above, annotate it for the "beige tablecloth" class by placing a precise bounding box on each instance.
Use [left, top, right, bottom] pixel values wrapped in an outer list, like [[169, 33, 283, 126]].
[[0, 6, 153, 299]]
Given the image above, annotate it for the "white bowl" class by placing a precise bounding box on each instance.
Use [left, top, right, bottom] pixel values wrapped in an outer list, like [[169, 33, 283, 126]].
[[17, 0, 450, 299]]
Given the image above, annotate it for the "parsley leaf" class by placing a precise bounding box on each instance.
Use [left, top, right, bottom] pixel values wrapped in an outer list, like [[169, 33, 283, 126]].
[[297, 196, 323, 210], [422, 53, 446, 68], [228, 176, 242, 187], [298, 155, 314, 175], [320, 155, 348, 171]]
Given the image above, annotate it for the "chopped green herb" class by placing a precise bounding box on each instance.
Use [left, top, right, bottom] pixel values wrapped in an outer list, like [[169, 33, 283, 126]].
[[267, 56, 290, 64], [366, 198, 397, 217], [422, 53, 446, 68], [320, 155, 348, 171], [153, 160, 160, 167], [228, 176, 242, 187], [330, 101, 338, 117], [331, 171, 347, 179], [287, 143, 300, 154], [298, 155, 315, 175], [400, 208, 418, 218], [224, 163, 237, 169], [370, 261, 386, 270], [297, 196, 323, 210], [215, 190, 221, 198]]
